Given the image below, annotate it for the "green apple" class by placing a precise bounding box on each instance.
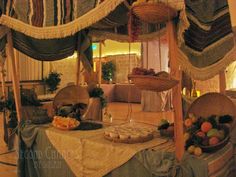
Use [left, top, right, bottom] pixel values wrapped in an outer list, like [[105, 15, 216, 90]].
[[207, 129, 219, 138]]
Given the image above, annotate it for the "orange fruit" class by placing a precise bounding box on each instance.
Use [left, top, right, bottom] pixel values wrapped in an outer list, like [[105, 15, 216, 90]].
[[209, 137, 220, 145], [187, 145, 195, 154], [184, 118, 193, 128], [196, 131, 205, 138], [184, 132, 190, 141], [194, 147, 202, 156], [201, 122, 212, 133]]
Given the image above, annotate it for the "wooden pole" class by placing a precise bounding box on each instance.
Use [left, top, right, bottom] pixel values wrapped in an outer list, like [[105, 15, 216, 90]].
[[158, 33, 162, 71], [76, 53, 81, 85], [0, 62, 8, 144], [146, 42, 149, 69], [98, 42, 102, 87], [14, 49, 20, 79], [219, 70, 226, 94], [167, 21, 184, 161], [6, 32, 22, 121], [0, 65, 7, 99]]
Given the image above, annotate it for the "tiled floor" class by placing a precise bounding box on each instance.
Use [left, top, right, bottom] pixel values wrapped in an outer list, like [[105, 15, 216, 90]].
[[0, 113, 17, 177], [0, 103, 173, 177]]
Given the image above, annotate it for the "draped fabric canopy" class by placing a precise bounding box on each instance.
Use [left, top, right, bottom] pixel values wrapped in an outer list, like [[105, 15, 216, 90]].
[[0, 0, 235, 80]]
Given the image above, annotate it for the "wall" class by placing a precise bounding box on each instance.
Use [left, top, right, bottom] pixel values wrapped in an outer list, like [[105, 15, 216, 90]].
[[43, 57, 78, 91], [93, 40, 141, 57], [195, 76, 219, 95], [94, 54, 141, 83], [113, 54, 141, 83]]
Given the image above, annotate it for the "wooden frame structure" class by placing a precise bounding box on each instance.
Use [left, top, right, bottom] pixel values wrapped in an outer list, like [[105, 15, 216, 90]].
[[0, 0, 230, 167]]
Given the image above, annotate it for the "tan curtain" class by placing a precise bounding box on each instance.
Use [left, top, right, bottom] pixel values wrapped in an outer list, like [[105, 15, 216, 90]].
[[4, 52, 43, 81]]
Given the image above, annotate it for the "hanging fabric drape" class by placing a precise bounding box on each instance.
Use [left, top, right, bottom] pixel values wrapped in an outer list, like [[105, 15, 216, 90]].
[[0, 0, 125, 39], [178, 0, 236, 80]]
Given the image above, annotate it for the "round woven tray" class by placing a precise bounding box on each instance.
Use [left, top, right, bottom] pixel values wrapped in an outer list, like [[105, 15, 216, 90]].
[[53, 85, 89, 109], [187, 92, 236, 118], [132, 2, 177, 24], [128, 74, 178, 92], [187, 93, 235, 152]]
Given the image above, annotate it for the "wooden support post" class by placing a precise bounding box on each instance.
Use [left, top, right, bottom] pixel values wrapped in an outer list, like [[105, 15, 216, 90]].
[[14, 49, 20, 79], [219, 70, 226, 94], [6, 32, 22, 121], [98, 42, 102, 87], [167, 21, 184, 161], [0, 62, 8, 145], [76, 53, 81, 86], [0, 65, 6, 99], [146, 42, 149, 69]]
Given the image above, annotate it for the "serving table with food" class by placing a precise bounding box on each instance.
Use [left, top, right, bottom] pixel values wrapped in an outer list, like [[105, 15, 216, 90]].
[[19, 112, 235, 177]]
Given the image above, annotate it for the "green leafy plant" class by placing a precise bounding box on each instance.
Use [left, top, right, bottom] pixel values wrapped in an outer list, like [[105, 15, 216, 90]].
[[44, 71, 62, 92], [102, 61, 116, 82], [89, 87, 107, 108], [0, 89, 42, 128]]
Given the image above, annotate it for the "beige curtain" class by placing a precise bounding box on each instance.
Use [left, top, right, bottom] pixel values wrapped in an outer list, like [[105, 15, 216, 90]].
[[4, 51, 43, 81], [142, 38, 169, 72]]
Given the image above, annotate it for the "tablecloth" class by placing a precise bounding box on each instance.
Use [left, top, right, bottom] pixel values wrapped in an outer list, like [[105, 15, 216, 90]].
[[18, 122, 212, 177]]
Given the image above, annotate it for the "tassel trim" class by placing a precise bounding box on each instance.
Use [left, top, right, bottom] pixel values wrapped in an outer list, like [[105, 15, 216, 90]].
[[0, 0, 125, 39]]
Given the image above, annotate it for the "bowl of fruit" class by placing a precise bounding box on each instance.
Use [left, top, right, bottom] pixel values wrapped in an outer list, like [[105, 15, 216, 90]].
[[184, 114, 232, 154]]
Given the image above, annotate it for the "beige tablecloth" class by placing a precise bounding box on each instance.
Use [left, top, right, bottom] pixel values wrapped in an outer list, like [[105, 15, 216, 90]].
[[45, 123, 168, 177]]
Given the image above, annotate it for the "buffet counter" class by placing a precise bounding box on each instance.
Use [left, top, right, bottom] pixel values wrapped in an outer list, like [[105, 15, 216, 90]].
[[101, 84, 141, 103]]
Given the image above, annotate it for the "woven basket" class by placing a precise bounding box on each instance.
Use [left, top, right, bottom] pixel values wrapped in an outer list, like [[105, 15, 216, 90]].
[[53, 85, 89, 109], [187, 92, 236, 118], [187, 93, 235, 153], [132, 2, 177, 24], [128, 74, 178, 92]]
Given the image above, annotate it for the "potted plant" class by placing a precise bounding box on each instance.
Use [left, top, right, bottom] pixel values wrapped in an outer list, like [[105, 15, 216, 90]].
[[102, 61, 116, 83], [89, 87, 107, 109], [44, 71, 62, 93]]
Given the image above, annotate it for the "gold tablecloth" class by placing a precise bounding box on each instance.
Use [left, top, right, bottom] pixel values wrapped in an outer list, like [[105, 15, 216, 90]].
[[45, 123, 168, 177]]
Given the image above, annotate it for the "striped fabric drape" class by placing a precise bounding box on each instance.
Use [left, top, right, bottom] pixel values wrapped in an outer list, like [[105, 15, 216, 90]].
[[0, 0, 235, 79], [178, 0, 235, 80]]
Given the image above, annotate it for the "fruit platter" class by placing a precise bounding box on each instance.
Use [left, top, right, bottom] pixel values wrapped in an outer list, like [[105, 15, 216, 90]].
[[128, 67, 178, 92], [157, 119, 174, 138], [52, 116, 80, 130], [184, 113, 233, 155]]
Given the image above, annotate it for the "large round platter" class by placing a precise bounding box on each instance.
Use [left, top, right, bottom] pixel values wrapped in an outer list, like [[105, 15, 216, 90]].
[[128, 74, 178, 92], [187, 92, 236, 119], [52, 122, 79, 130], [132, 2, 177, 24], [104, 133, 153, 144], [53, 85, 89, 109], [104, 124, 155, 144], [52, 116, 80, 131]]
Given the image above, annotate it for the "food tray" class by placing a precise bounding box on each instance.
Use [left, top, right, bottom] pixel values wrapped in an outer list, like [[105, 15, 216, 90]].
[[128, 74, 178, 92]]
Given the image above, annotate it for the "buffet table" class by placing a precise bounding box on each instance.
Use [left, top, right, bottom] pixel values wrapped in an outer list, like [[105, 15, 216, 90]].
[[101, 84, 141, 103], [19, 122, 236, 177]]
